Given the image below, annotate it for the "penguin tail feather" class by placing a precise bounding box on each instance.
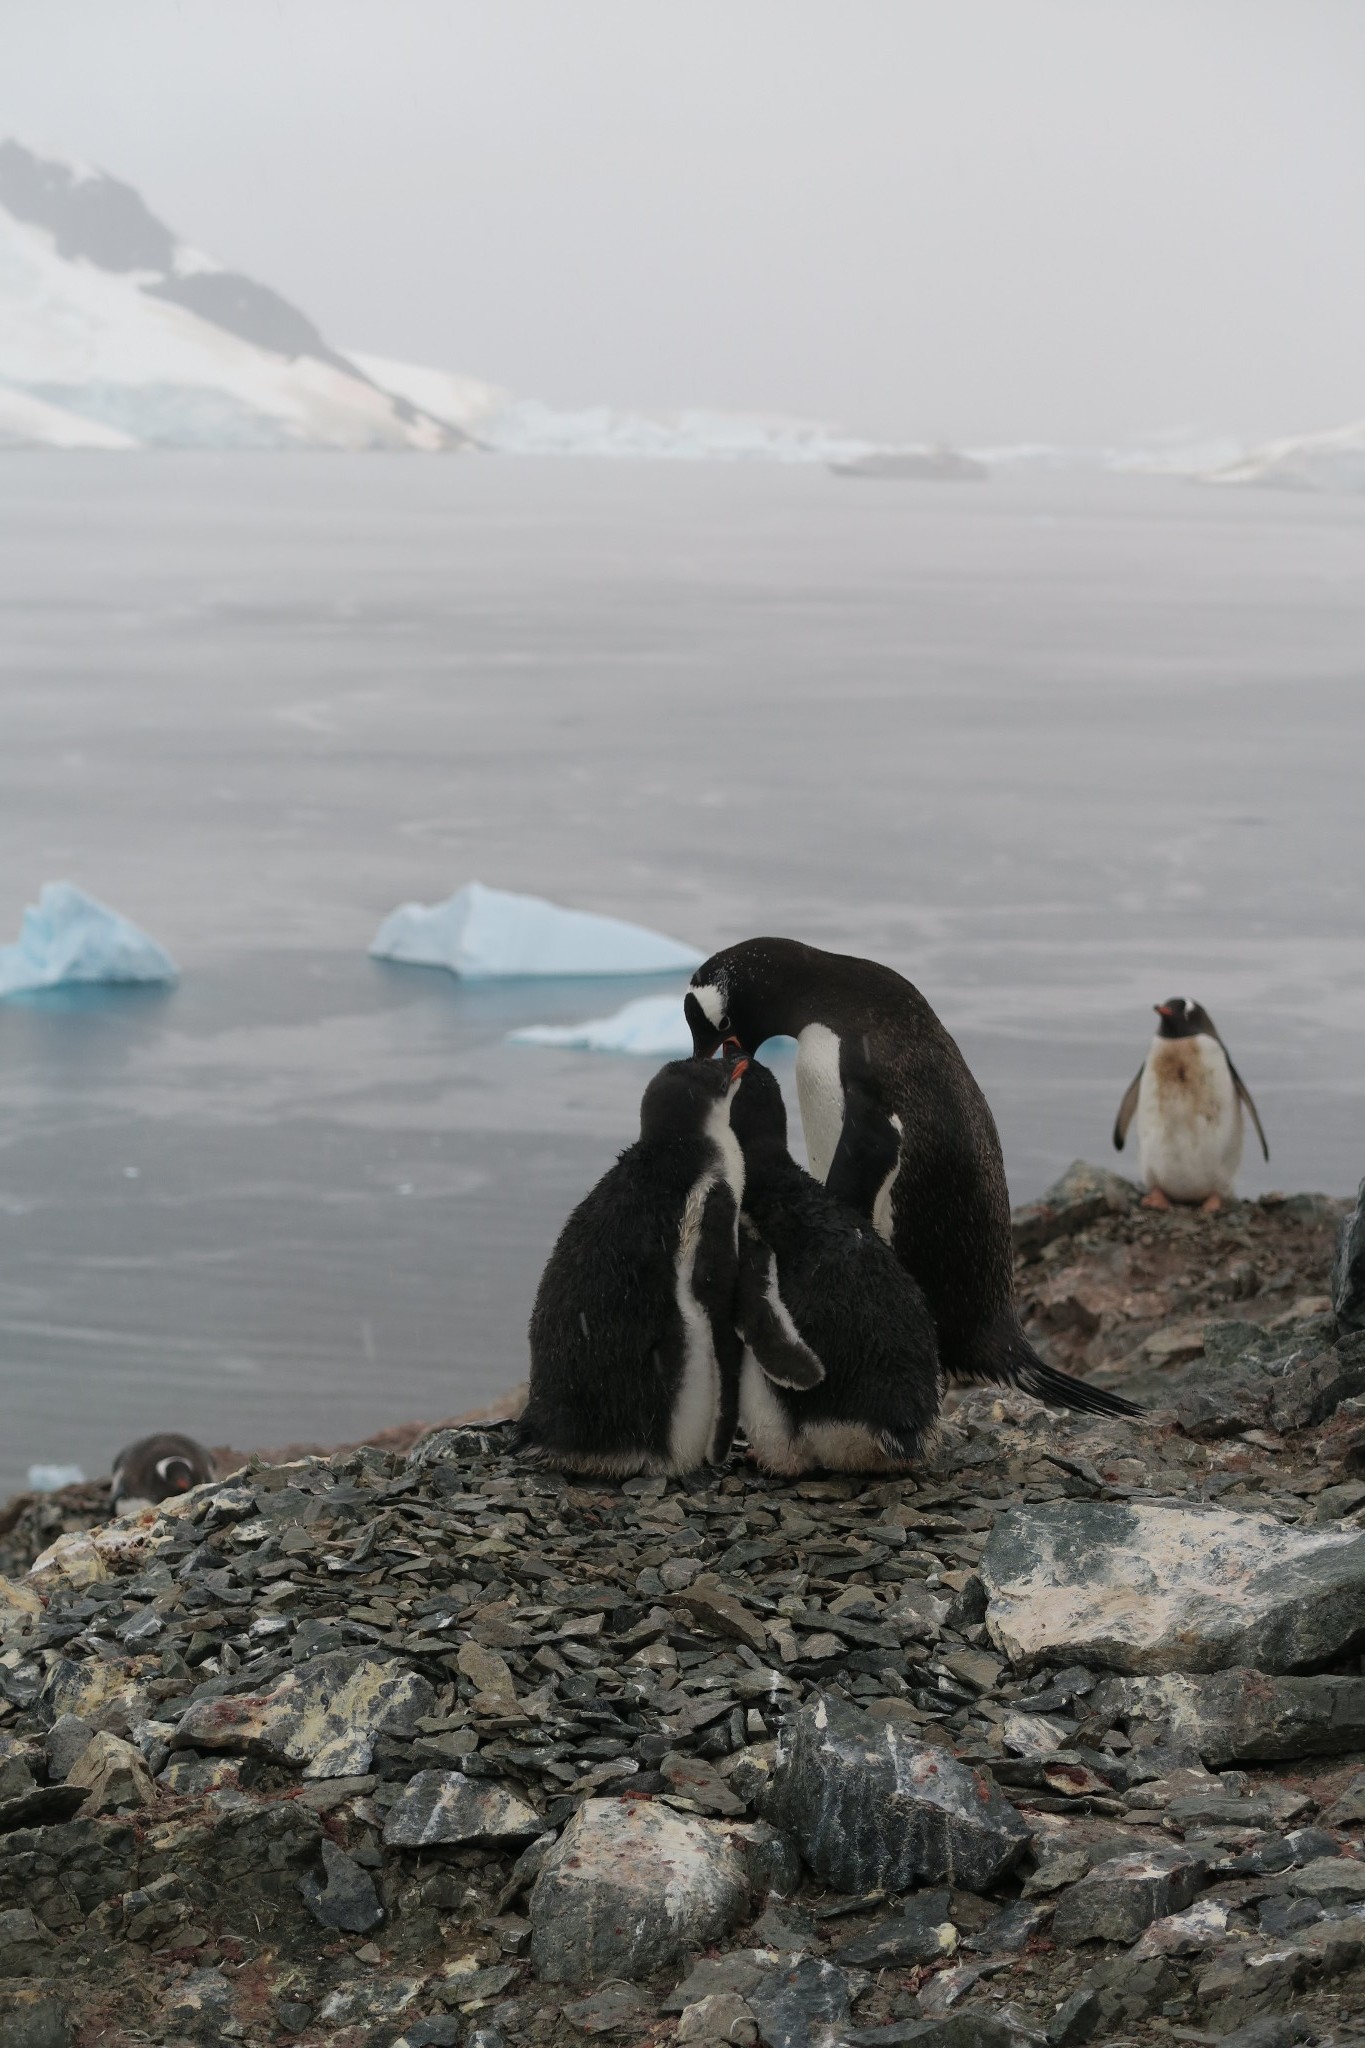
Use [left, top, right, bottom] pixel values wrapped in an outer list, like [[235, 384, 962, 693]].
[[974, 1321, 1142, 1418]]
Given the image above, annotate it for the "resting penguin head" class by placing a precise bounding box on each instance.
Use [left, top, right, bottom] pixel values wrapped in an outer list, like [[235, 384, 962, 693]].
[[639, 1050, 747, 1146], [1154, 997, 1216, 1041], [111, 1432, 215, 1507]]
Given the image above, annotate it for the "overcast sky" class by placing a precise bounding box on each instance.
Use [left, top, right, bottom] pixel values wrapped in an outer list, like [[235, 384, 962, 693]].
[[5, 1, 1364, 444]]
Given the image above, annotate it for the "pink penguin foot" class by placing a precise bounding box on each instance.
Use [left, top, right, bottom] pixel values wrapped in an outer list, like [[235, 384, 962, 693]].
[[1200, 1193, 1224, 1214], [1141, 1188, 1173, 1211]]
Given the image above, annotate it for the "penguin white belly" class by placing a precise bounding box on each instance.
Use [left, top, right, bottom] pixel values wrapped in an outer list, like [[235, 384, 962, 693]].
[[795, 1022, 846, 1182], [738, 1353, 801, 1473], [1136, 1035, 1243, 1201], [668, 1104, 745, 1470]]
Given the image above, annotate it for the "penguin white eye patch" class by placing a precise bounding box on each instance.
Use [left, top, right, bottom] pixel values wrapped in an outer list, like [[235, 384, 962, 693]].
[[692, 984, 727, 1028]]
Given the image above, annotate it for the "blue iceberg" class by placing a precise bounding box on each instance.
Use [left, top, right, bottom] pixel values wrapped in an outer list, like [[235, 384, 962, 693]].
[[370, 881, 703, 981], [28, 1464, 86, 1492], [0, 883, 179, 998], [509, 992, 694, 1056]]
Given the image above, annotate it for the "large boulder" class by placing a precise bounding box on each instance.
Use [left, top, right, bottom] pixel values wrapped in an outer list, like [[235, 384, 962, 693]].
[[762, 1693, 1029, 1895], [1051, 1846, 1206, 1947], [1094, 1668, 1365, 1768], [981, 1501, 1365, 1675], [383, 1771, 543, 1850], [529, 1797, 750, 1984]]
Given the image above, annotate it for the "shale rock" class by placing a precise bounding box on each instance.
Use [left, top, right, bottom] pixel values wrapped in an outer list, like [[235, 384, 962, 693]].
[[1051, 1845, 1206, 1946], [383, 1769, 544, 1849], [981, 1500, 1365, 1675], [1099, 1667, 1365, 1766], [747, 1956, 862, 2048], [529, 1796, 750, 1984], [836, 1888, 958, 1967], [763, 1694, 1029, 1895], [298, 1836, 384, 1933], [1011, 1161, 1138, 1259], [62, 1730, 155, 1813]]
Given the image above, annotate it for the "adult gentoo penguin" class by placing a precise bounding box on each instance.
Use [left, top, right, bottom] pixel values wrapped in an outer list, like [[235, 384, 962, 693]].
[[516, 1050, 748, 1476], [111, 1433, 215, 1511], [686, 937, 1137, 1417], [729, 1059, 941, 1474], [1113, 998, 1267, 1211]]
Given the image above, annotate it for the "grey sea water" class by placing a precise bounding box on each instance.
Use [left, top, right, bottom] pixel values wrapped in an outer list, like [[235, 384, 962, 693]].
[[1, 453, 1363, 1497]]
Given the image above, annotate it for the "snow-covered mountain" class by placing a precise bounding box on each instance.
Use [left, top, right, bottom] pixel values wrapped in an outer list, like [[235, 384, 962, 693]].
[[0, 140, 499, 450], [1202, 419, 1365, 495]]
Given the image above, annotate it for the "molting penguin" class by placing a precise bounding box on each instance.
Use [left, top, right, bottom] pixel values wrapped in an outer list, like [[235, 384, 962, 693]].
[[729, 1058, 941, 1474], [517, 1051, 748, 1476], [687, 937, 1138, 1418], [1114, 998, 1267, 1211], [111, 1433, 215, 1512]]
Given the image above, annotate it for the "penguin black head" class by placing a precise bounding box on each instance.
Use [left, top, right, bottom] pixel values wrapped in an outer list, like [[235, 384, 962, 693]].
[[639, 1052, 746, 1146], [726, 1057, 788, 1153], [1155, 998, 1216, 1041], [686, 937, 817, 1056], [111, 1431, 215, 1506]]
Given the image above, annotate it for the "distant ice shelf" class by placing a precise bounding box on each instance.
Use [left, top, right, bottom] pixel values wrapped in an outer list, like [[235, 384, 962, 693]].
[[509, 992, 694, 1056], [0, 882, 179, 997], [369, 881, 704, 980]]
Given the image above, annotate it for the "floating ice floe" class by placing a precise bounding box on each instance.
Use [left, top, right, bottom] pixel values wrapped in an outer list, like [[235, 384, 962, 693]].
[[28, 1464, 86, 1492], [509, 992, 694, 1056], [511, 993, 797, 1059], [0, 882, 179, 997], [370, 881, 703, 981]]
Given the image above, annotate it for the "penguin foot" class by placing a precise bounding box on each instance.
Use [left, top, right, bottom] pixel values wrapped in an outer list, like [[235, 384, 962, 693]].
[[1140, 1188, 1173, 1211], [1200, 1193, 1224, 1214]]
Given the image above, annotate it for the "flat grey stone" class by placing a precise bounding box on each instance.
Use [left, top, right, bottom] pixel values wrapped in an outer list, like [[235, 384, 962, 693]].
[[42, 1715, 92, 1783], [298, 1837, 383, 1933], [837, 1890, 957, 1968], [763, 1694, 1030, 1895], [530, 1796, 750, 1984], [1099, 1667, 1365, 1766], [172, 1650, 434, 1779], [981, 1500, 1365, 1675], [747, 1957, 861, 2048], [1051, 1845, 1205, 1946], [383, 1770, 542, 1849]]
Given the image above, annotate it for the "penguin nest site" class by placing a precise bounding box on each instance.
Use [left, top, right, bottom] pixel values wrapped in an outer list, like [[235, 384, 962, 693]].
[[5, 1171, 1365, 2048]]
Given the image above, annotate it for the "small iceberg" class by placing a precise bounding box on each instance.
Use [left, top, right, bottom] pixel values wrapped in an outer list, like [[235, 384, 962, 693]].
[[509, 992, 694, 1056], [370, 881, 703, 981], [0, 883, 179, 998]]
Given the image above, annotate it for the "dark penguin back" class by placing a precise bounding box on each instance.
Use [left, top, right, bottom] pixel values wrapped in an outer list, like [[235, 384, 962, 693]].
[[519, 1061, 743, 1472]]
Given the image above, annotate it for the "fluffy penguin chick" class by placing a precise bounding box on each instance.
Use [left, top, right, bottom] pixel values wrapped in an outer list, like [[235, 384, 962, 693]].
[[729, 1060, 941, 1476], [112, 1432, 215, 1512], [517, 1055, 746, 1477], [1114, 998, 1268, 1208]]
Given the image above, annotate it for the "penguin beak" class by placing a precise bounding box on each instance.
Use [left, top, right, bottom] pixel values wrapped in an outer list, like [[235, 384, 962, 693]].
[[721, 1037, 750, 1085], [1155, 1003, 1177, 1019]]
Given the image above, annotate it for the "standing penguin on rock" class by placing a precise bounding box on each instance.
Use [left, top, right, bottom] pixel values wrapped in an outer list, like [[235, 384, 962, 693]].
[[1113, 998, 1267, 1211], [686, 937, 1137, 1418], [517, 1050, 749, 1476], [729, 1057, 941, 1474]]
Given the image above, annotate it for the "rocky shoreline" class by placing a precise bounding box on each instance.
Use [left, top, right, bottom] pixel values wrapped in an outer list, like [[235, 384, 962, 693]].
[[3, 1164, 1365, 2048]]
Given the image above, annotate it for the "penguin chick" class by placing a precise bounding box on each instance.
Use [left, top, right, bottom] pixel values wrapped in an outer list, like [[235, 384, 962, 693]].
[[728, 1059, 941, 1476], [1114, 998, 1267, 1211], [111, 1432, 215, 1512], [517, 1053, 746, 1477]]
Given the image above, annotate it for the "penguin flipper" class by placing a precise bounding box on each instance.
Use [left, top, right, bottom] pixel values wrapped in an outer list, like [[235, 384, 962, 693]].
[[825, 1084, 901, 1221], [1225, 1055, 1269, 1161], [1113, 1066, 1143, 1151], [737, 1224, 826, 1391]]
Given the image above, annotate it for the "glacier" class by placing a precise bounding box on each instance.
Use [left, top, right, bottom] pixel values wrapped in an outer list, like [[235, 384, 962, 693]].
[[369, 881, 704, 980], [28, 1464, 86, 1492], [509, 992, 694, 1056], [0, 882, 179, 997]]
